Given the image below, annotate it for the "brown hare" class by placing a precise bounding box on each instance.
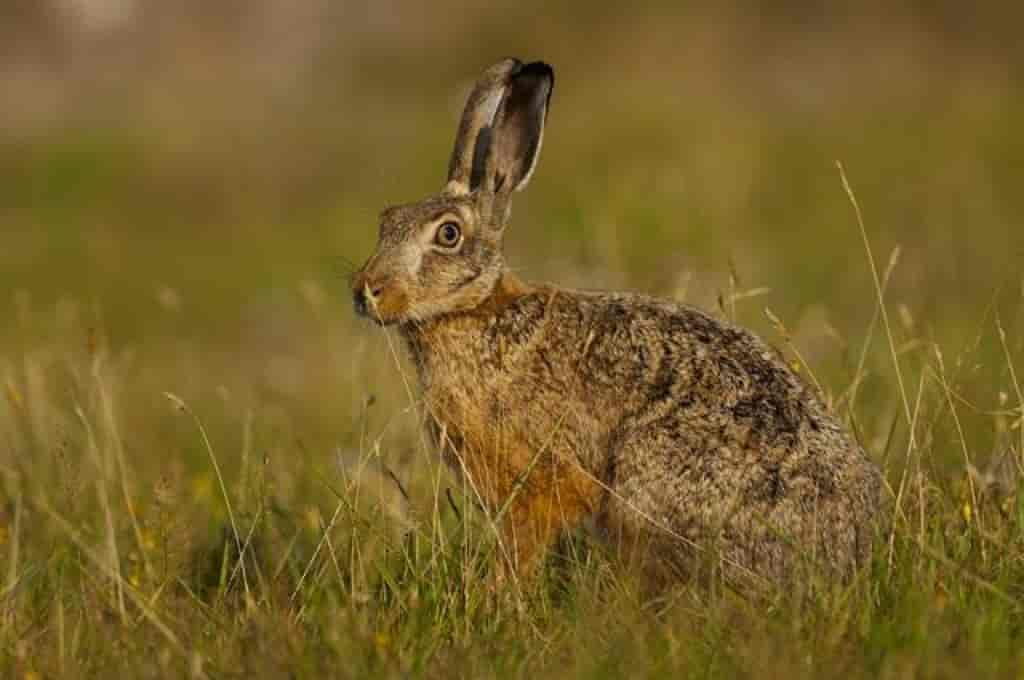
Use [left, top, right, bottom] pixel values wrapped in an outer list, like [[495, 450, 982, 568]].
[[352, 58, 882, 588]]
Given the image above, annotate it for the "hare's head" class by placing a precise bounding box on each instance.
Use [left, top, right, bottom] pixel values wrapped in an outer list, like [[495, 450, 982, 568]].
[[353, 58, 553, 325]]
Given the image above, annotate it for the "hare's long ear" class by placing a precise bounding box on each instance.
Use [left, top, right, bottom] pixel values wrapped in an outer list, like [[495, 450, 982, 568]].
[[445, 58, 522, 196], [483, 61, 553, 196]]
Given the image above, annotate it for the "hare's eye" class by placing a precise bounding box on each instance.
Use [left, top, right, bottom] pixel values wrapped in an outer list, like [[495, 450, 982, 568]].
[[435, 221, 462, 248]]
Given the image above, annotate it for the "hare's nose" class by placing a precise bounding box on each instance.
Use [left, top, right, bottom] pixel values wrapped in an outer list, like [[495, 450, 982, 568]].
[[352, 276, 388, 317], [352, 287, 368, 316]]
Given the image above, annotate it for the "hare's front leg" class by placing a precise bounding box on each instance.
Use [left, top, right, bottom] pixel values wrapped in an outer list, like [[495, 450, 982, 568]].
[[493, 459, 602, 582], [435, 420, 602, 583]]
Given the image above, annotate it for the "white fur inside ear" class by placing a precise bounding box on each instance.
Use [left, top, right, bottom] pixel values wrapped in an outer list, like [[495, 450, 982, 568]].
[[446, 87, 506, 197], [479, 88, 504, 127]]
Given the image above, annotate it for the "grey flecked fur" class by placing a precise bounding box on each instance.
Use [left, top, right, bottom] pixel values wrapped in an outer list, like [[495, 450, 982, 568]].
[[353, 58, 883, 588]]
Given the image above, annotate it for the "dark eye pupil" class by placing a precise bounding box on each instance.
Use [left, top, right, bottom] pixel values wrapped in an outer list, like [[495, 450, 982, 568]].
[[440, 223, 459, 245]]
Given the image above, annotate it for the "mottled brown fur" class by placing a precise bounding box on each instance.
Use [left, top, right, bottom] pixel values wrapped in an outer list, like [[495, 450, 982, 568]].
[[352, 58, 883, 588]]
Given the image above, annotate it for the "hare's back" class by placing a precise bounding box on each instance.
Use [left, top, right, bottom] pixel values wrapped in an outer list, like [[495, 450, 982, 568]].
[[557, 289, 818, 442]]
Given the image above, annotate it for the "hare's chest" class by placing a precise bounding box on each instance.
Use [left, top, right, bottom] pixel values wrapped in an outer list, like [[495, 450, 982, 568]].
[[421, 370, 505, 453], [419, 348, 510, 425], [421, 372, 537, 501]]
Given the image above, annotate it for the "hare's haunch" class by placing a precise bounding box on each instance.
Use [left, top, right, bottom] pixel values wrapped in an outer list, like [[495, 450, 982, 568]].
[[353, 58, 882, 587]]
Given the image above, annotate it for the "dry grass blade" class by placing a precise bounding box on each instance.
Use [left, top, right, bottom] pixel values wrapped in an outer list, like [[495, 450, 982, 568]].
[[290, 490, 349, 604], [93, 358, 154, 581], [75, 405, 126, 620], [3, 491, 21, 601], [996, 315, 1024, 475], [164, 392, 250, 598], [930, 350, 982, 535], [837, 161, 915, 458], [846, 246, 901, 416], [764, 307, 824, 397]]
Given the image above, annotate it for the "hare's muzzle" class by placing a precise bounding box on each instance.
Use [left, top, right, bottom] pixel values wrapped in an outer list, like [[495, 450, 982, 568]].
[[351, 271, 396, 322]]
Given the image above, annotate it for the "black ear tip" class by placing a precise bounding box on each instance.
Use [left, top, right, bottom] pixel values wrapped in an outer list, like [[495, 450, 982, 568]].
[[497, 59, 553, 85], [521, 61, 554, 82]]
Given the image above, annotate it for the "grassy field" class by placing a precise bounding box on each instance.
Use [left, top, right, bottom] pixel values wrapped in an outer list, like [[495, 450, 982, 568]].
[[3, 3, 1024, 677]]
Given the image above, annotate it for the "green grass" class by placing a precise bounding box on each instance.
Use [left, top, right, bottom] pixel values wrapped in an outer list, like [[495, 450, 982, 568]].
[[3, 4, 1024, 677]]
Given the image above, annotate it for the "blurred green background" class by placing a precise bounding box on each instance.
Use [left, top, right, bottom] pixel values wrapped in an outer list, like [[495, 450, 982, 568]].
[[3, 1, 1022, 451], [2, 0, 1023, 472]]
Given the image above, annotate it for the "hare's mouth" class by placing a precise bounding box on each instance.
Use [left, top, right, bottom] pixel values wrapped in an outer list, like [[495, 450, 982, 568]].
[[356, 311, 399, 327], [353, 306, 403, 327]]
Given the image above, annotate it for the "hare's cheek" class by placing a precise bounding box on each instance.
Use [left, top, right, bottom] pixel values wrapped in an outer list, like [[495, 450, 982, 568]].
[[373, 286, 410, 322], [416, 254, 459, 291]]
